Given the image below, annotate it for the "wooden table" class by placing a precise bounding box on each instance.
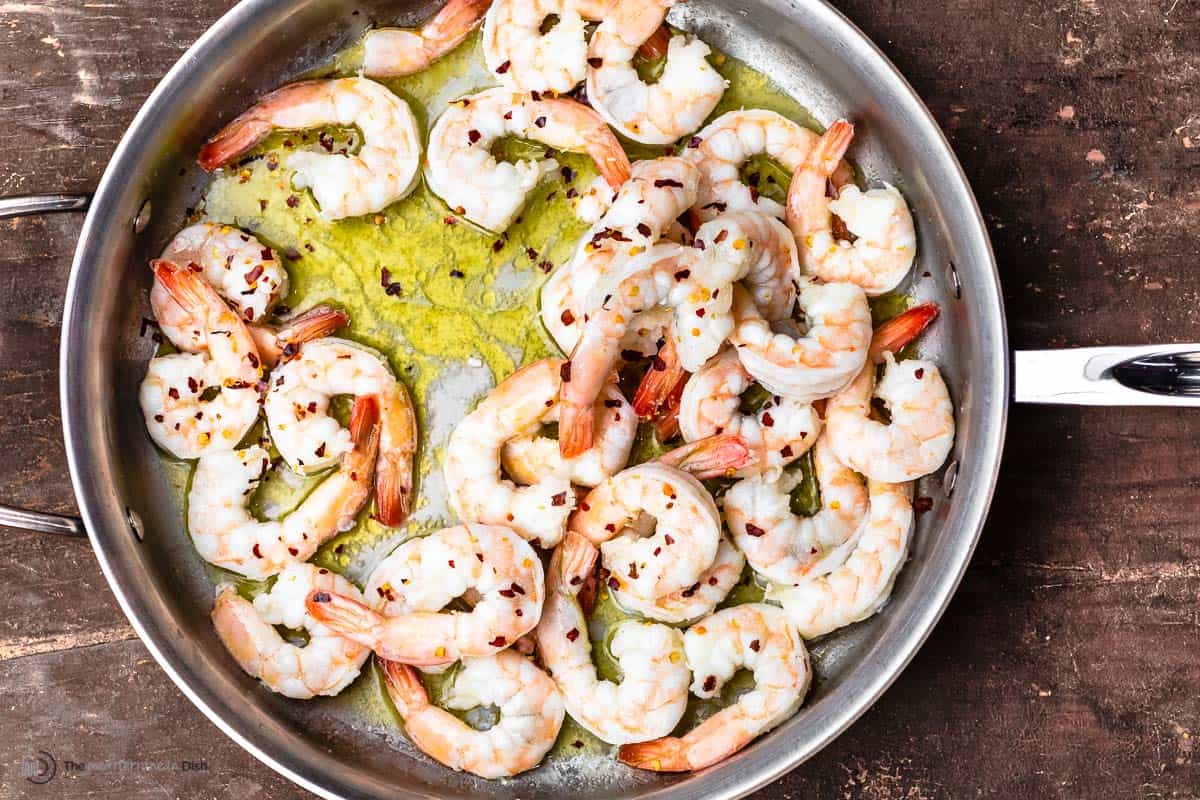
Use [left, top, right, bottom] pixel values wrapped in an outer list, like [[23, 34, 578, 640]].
[[3, 1, 1198, 797]]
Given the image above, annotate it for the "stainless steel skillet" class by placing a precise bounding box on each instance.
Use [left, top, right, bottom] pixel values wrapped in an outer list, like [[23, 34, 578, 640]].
[[0, 0, 1009, 797]]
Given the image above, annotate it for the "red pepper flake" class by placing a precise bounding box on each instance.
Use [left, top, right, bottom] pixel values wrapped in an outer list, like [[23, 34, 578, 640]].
[[260, 247, 273, 261], [531, 90, 542, 101], [603, 398, 622, 408], [288, 547, 299, 556], [654, 179, 684, 188], [914, 496, 934, 514], [761, 411, 775, 427], [664, 534, 674, 545], [315, 442, 326, 457], [444, 216, 457, 225], [570, 575, 582, 585], [687, 136, 702, 148], [604, 523, 616, 533], [489, 636, 507, 647], [714, 229, 729, 244], [627, 562, 639, 579], [476, 552, 484, 561], [311, 591, 330, 602], [492, 238, 505, 253], [560, 166, 575, 182], [695, 308, 706, 317], [580, 501, 590, 512], [499, 588, 516, 598], [259, 199, 268, 212], [526, 247, 539, 260], [566, 628, 580, 642], [607, 576, 620, 590], [538, 260, 554, 273], [448, 559, 456, 568], [286, 194, 299, 208], [319, 132, 334, 152], [681, 583, 698, 598], [702, 675, 717, 692], [780, 444, 794, 458], [560, 309, 576, 326], [915, 367, 926, 379], [635, 222, 653, 237], [252, 544, 263, 558], [449, 269, 465, 278], [565, 187, 579, 199], [467, 129, 481, 145], [708, 576, 718, 586], [551, 492, 568, 506], [560, 361, 572, 383], [572, 739, 584, 748], [702, 201, 727, 212], [694, 239, 706, 251], [245, 264, 264, 285], [749, 639, 761, 652], [587, 57, 603, 68], [535, 116, 547, 127], [515, 608, 524, 616], [510, 582, 525, 595], [745, 522, 766, 537]]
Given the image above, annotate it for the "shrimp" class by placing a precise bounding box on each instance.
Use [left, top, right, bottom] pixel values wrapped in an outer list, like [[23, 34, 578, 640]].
[[825, 351, 954, 482], [724, 437, 870, 586], [362, 0, 491, 77], [618, 603, 811, 772], [139, 260, 263, 460], [211, 563, 371, 698], [152, 224, 288, 347], [586, 0, 726, 145], [500, 382, 636, 488], [380, 650, 564, 778], [570, 462, 722, 598], [536, 532, 690, 743], [306, 524, 544, 666], [444, 359, 633, 546], [678, 348, 822, 477], [264, 338, 417, 527], [198, 77, 421, 221], [558, 235, 752, 457], [654, 432, 752, 479], [767, 479, 913, 639], [247, 304, 349, 368], [188, 396, 379, 579], [786, 120, 916, 296], [426, 87, 631, 231], [682, 109, 853, 222], [482, 0, 672, 94], [610, 537, 745, 624], [541, 157, 699, 356], [729, 280, 872, 402]]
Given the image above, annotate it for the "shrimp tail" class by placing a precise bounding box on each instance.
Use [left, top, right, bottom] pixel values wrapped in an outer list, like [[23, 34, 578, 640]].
[[305, 590, 383, 649], [559, 96, 632, 189], [807, 119, 854, 176], [652, 375, 685, 442], [278, 305, 349, 348], [617, 737, 691, 772], [349, 396, 382, 454], [869, 302, 939, 362], [657, 434, 751, 479], [557, 396, 595, 458], [551, 532, 599, 595], [151, 259, 209, 310], [427, 0, 491, 45], [375, 451, 414, 527], [198, 115, 275, 171], [378, 656, 429, 715], [636, 24, 673, 60], [632, 336, 687, 419]]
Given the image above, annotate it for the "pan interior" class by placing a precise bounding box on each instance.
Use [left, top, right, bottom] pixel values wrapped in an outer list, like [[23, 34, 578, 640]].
[[62, 1, 1006, 798]]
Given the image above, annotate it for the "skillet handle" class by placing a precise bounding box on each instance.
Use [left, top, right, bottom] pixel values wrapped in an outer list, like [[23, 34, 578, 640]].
[[0, 194, 92, 537], [0, 194, 91, 219], [1014, 343, 1200, 406], [0, 504, 85, 537]]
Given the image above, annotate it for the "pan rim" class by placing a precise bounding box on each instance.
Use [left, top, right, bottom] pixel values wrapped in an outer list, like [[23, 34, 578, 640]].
[[59, 0, 1008, 797]]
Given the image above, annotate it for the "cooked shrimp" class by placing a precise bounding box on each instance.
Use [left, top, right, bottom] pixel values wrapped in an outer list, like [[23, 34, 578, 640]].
[[264, 337, 417, 527], [786, 120, 916, 296], [140, 260, 263, 459], [189, 396, 379, 579], [483, 0, 671, 94], [618, 603, 811, 772], [198, 77, 421, 221], [211, 563, 371, 698], [541, 157, 699, 356], [307, 524, 543, 666], [825, 351, 954, 482], [536, 532, 690, 744], [729, 280, 871, 402], [426, 87, 630, 231], [655, 432, 752, 479], [724, 437, 869, 586], [558, 235, 753, 457], [682, 109, 853, 222], [586, 0, 726, 144], [362, 0, 491, 77], [570, 462, 721, 598], [610, 537, 745, 624], [678, 348, 821, 477], [445, 359, 631, 546], [152, 224, 288, 348], [501, 382, 636, 488], [380, 650, 564, 778], [768, 479, 913, 638]]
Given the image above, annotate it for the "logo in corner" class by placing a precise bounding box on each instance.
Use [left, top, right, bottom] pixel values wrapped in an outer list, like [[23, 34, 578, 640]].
[[20, 750, 56, 785]]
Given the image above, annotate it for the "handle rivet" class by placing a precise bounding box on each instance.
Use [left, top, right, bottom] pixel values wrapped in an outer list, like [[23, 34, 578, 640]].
[[126, 507, 145, 542], [948, 260, 962, 300], [133, 200, 152, 235], [942, 458, 960, 497]]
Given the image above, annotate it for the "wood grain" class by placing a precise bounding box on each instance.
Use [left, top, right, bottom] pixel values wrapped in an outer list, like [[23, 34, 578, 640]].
[[2, 0, 1199, 798]]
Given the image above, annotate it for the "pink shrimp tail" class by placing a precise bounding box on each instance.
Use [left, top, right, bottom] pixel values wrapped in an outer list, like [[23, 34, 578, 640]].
[[305, 590, 383, 649], [637, 24, 672, 60], [658, 434, 751, 479], [558, 396, 596, 458], [152, 259, 210, 310], [349, 396, 381, 454], [556, 95, 631, 189], [197, 116, 274, 171], [869, 302, 939, 362], [279, 304, 349, 346], [553, 532, 598, 590], [374, 451, 413, 528], [633, 337, 687, 419], [808, 119, 854, 175], [617, 737, 691, 772], [378, 656, 429, 714], [428, 0, 491, 43]]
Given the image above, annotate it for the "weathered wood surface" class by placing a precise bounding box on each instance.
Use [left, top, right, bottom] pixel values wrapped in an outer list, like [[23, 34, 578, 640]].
[[2, 0, 1199, 797]]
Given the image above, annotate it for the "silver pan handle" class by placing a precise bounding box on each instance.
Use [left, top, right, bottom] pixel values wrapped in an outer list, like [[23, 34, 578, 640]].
[[0, 194, 92, 537], [1014, 343, 1200, 406]]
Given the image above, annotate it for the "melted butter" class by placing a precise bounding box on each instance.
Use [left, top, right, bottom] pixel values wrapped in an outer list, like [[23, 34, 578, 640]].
[[158, 28, 911, 757]]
